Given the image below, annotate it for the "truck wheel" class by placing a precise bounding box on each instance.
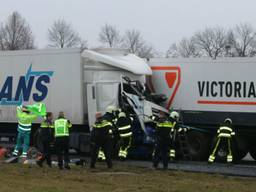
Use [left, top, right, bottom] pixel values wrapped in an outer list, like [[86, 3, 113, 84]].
[[186, 131, 211, 161]]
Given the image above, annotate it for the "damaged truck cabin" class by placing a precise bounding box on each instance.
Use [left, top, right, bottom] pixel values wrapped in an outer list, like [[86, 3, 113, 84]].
[[0, 48, 167, 155]]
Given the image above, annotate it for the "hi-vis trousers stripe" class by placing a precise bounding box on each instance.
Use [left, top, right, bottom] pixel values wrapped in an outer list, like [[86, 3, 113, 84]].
[[170, 149, 175, 157], [208, 155, 215, 162]]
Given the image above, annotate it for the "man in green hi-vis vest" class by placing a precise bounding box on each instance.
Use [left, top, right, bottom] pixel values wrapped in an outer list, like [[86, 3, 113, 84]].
[[12, 105, 39, 159], [54, 111, 72, 170]]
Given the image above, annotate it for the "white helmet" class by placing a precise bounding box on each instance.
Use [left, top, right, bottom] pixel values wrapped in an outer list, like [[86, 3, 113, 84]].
[[106, 105, 116, 113], [170, 111, 179, 120], [224, 118, 232, 125], [118, 112, 126, 118]]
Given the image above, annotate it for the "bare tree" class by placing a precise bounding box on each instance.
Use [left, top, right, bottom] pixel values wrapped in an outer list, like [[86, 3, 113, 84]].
[[232, 23, 256, 57], [48, 19, 87, 48], [122, 29, 155, 58], [223, 31, 237, 57], [166, 43, 179, 58], [166, 38, 200, 58], [137, 43, 155, 58], [179, 38, 201, 57], [0, 11, 34, 50], [122, 30, 143, 53], [98, 24, 122, 48], [194, 27, 227, 59]]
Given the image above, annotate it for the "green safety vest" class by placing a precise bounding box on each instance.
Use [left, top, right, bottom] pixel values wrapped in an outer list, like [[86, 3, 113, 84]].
[[54, 118, 72, 137], [17, 106, 38, 132]]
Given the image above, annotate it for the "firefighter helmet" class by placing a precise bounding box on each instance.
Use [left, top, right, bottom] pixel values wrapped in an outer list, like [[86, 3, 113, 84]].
[[224, 118, 232, 125], [106, 105, 116, 113], [170, 111, 179, 120], [118, 112, 126, 118]]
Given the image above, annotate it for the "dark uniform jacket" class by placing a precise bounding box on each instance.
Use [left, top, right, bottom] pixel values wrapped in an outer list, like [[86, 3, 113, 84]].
[[91, 116, 113, 142], [154, 116, 173, 144], [116, 116, 132, 138], [40, 119, 54, 142]]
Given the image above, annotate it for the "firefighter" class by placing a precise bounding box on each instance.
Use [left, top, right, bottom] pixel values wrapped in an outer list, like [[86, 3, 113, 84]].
[[152, 111, 173, 170], [36, 112, 54, 167], [116, 111, 133, 160], [208, 118, 235, 163], [169, 111, 189, 161], [12, 105, 39, 159], [168, 111, 179, 160], [98, 105, 118, 161], [90, 112, 113, 169], [53, 111, 72, 170]]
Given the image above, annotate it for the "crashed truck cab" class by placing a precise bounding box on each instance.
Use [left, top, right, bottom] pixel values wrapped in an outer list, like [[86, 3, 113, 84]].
[[82, 49, 168, 157]]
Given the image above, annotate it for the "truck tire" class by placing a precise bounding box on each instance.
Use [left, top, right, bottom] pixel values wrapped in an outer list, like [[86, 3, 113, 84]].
[[186, 130, 211, 161]]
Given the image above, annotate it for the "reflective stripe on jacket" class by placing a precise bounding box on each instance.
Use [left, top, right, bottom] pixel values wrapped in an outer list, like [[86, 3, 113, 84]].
[[93, 120, 113, 128], [217, 126, 235, 138], [116, 116, 132, 138], [156, 121, 175, 129], [17, 107, 38, 132]]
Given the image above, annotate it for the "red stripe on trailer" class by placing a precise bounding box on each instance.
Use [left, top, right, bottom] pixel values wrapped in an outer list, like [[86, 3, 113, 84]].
[[198, 100, 256, 105]]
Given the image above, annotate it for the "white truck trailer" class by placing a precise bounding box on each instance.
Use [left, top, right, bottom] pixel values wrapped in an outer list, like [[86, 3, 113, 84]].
[[0, 48, 167, 154], [148, 57, 256, 161]]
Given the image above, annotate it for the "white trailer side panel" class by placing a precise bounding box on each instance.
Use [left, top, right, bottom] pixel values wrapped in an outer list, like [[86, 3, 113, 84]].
[[0, 49, 83, 124], [148, 58, 256, 113]]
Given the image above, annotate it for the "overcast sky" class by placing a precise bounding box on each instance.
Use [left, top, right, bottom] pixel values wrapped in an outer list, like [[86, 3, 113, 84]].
[[0, 0, 255, 53]]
